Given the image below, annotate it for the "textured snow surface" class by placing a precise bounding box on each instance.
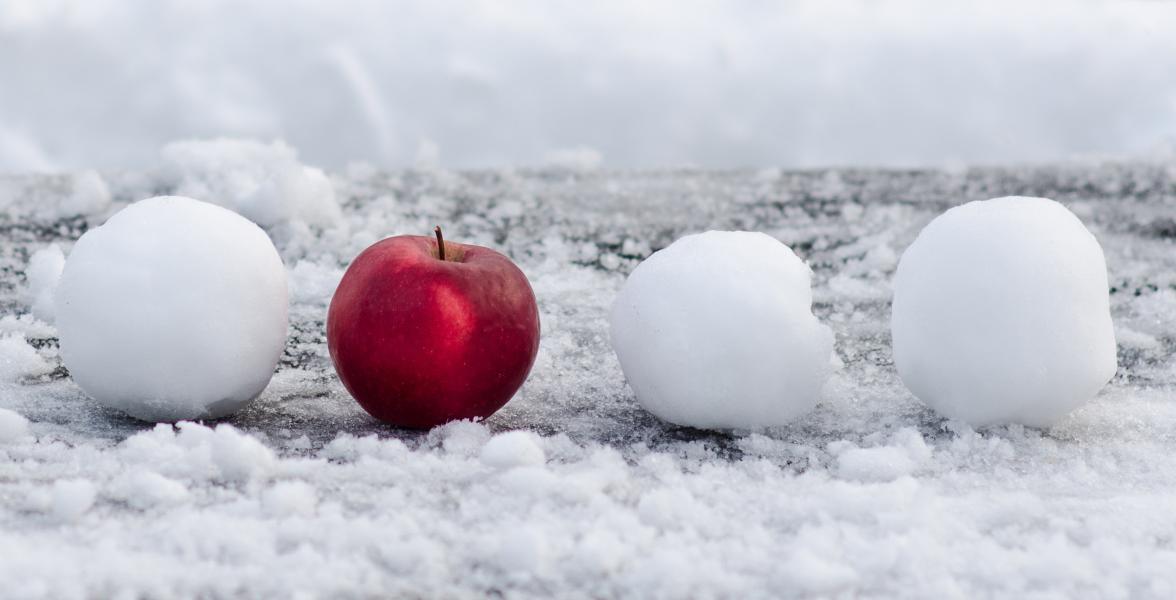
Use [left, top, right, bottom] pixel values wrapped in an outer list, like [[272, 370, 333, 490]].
[[892, 197, 1118, 427], [2, 163, 1176, 597], [611, 231, 834, 428]]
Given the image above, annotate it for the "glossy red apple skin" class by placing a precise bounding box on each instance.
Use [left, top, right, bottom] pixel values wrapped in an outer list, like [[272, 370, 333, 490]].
[[327, 235, 540, 428]]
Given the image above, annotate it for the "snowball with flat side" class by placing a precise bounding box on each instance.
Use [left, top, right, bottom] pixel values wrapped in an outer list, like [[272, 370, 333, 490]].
[[610, 231, 834, 429], [55, 196, 289, 422], [891, 196, 1117, 427]]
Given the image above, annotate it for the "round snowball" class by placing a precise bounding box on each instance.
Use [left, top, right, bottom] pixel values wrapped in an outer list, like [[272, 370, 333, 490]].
[[891, 196, 1116, 427], [610, 231, 834, 429], [56, 196, 289, 422]]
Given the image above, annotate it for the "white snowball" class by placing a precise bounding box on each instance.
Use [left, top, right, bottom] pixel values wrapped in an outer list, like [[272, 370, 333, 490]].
[[891, 196, 1117, 427], [55, 196, 289, 422], [610, 231, 834, 429]]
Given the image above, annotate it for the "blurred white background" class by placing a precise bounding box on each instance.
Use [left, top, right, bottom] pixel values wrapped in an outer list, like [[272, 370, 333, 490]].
[[2, 0, 1175, 171]]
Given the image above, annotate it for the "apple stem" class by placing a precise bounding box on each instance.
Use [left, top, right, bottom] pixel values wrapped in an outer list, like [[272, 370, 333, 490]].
[[434, 225, 446, 261]]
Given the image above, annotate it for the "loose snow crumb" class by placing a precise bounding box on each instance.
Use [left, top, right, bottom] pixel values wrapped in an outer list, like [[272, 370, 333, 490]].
[[161, 138, 343, 229], [206, 424, 278, 482], [0, 333, 53, 382], [480, 431, 547, 469], [23, 244, 65, 322], [835, 428, 931, 482], [436, 420, 492, 456], [61, 169, 112, 217], [113, 470, 190, 510], [0, 408, 30, 444], [262, 481, 317, 518], [51, 479, 96, 521]]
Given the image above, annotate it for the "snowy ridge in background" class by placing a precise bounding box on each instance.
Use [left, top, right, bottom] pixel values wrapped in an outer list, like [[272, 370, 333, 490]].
[[1, 142, 1176, 595], [3, 0, 1176, 171]]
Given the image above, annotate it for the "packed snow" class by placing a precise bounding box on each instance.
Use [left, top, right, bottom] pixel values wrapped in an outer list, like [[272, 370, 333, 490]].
[[55, 196, 289, 422], [1, 154, 1176, 596], [610, 231, 834, 429], [892, 197, 1118, 427]]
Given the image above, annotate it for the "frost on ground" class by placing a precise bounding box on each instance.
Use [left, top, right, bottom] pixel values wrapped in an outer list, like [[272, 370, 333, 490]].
[[2, 160, 1176, 597]]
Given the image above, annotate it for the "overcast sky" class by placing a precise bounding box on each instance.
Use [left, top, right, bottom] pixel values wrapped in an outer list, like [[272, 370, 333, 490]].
[[2, 0, 1175, 171]]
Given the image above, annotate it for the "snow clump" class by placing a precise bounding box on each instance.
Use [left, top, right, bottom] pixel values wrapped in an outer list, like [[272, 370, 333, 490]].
[[610, 231, 834, 429], [55, 196, 289, 422], [891, 196, 1117, 427], [22, 244, 65, 322], [161, 138, 342, 229]]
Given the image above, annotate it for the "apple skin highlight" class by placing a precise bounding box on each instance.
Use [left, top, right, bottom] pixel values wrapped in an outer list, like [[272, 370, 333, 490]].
[[327, 233, 540, 429]]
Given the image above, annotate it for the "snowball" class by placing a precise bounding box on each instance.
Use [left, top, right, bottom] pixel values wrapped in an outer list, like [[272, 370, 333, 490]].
[[51, 479, 96, 521], [891, 197, 1117, 427], [0, 408, 30, 444], [161, 138, 342, 229], [55, 196, 289, 422], [480, 431, 547, 469], [23, 244, 65, 322], [610, 231, 834, 429]]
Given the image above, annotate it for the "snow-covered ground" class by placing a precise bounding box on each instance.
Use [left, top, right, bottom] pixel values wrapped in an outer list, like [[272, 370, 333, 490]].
[[2, 154, 1176, 597]]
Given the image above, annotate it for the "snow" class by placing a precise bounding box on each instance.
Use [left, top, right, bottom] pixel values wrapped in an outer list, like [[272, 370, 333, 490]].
[[0, 408, 30, 444], [610, 231, 834, 429], [51, 479, 96, 522], [0, 161, 1175, 596], [22, 243, 64, 322], [55, 196, 289, 422], [161, 139, 343, 229], [4, 1, 1176, 171], [481, 430, 547, 469], [0, 333, 53, 382], [892, 197, 1118, 427]]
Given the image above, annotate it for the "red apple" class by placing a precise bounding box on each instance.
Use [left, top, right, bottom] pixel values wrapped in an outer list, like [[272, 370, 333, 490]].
[[327, 227, 540, 428]]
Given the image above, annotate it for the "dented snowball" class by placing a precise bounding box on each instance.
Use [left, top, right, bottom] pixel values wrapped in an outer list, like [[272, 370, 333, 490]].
[[891, 196, 1117, 427], [610, 231, 834, 429], [56, 196, 289, 422]]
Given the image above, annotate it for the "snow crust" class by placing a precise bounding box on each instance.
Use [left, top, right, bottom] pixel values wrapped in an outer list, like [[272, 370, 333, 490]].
[[1, 160, 1176, 597], [610, 231, 834, 429], [892, 197, 1118, 427], [55, 196, 289, 422]]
